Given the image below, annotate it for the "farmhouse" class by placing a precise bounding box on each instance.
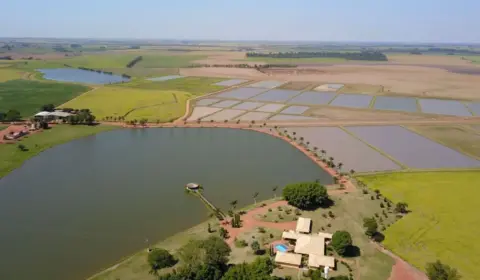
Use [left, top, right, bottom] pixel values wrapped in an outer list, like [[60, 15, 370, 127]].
[[34, 111, 72, 122], [275, 218, 335, 270]]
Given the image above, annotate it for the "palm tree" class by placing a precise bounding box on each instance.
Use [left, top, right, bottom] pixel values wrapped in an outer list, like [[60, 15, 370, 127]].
[[329, 156, 334, 162], [293, 132, 296, 136], [314, 147, 318, 152], [299, 137, 304, 143], [306, 141, 310, 146], [272, 186, 278, 198], [253, 192, 259, 204], [338, 162, 344, 171], [350, 169, 356, 176], [230, 200, 238, 210], [321, 149, 326, 158]]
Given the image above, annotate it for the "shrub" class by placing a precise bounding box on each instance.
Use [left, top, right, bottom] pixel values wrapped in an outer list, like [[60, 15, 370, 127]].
[[295, 209, 301, 216], [380, 202, 385, 208], [268, 208, 272, 212], [331, 231, 353, 256], [370, 196, 375, 200], [277, 206, 283, 211], [147, 248, 176, 274], [251, 240, 261, 254], [234, 238, 248, 248], [258, 227, 266, 233], [395, 202, 409, 214], [426, 260, 461, 280], [363, 217, 378, 237], [282, 182, 329, 209], [219, 227, 229, 239], [362, 189, 368, 194]]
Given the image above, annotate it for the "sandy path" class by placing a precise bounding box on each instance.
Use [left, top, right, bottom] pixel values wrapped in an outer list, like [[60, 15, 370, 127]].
[[221, 200, 297, 245]]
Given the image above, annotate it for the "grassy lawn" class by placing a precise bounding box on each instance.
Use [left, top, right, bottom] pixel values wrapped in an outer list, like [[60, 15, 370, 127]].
[[60, 87, 192, 121], [0, 125, 7, 131], [243, 57, 348, 64], [358, 171, 480, 280], [0, 69, 25, 82], [0, 80, 90, 117], [406, 125, 480, 158], [134, 54, 206, 68], [255, 204, 300, 222], [0, 125, 117, 179], [123, 77, 225, 96]]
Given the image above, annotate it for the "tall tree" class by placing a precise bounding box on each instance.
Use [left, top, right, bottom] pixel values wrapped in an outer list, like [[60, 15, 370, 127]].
[[272, 186, 278, 198], [253, 192, 259, 204], [282, 182, 329, 210], [147, 248, 176, 275], [426, 260, 461, 280]]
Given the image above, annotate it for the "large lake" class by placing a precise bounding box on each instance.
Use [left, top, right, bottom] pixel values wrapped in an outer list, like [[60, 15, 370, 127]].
[[38, 68, 130, 84], [0, 128, 332, 280]]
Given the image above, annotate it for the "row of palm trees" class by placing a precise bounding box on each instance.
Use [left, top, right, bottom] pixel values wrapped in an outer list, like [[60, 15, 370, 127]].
[[275, 127, 356, 177]]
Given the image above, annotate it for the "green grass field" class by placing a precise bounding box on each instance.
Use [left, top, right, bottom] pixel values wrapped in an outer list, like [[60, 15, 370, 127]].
[[134, 54, 205, 68], [124, 77, 225, 96], [61, 87, 192, 121], [358, 171, 480, 280], [242, 56, 348, 64], [406, 125, 480, 159], [0, 80, 90, 117], [463, 56, 480, 64], [0, 125, 117, 179], [54, 53, 140, 68], [0, 125, 7, 131]]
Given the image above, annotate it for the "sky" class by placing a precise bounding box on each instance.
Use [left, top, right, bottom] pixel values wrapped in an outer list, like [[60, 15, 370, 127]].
[[2, 0, 480, 43]]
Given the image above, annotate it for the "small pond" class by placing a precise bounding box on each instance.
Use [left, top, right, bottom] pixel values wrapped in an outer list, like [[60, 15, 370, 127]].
[[0, 128, 331, 280], [38, 68, 130, 84]]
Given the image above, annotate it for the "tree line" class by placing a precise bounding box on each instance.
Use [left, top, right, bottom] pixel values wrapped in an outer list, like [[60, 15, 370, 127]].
[[64, 64, 131, 79], [246, 51, 388, 61], [187, 63, 297, 69], [126, 56, 143, 68]]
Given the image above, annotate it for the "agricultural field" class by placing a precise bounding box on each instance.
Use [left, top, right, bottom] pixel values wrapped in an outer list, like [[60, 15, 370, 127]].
[[0, 69, 24, 82], [0, 125, 117, 179], [124, 77, 225, 96], [406, 125, 480, 158], [243, 57, 348, 64], [358, 171, 480, 280], [134, 54, 206, 68], [55, 53, 140, 68], [60, 87, 192, 121], [278, 81, 312, 90], [0, 80, 90, 117], [346, 126, 480, 169], [338, 84, 384, 94], [464, 56, 480, 64]]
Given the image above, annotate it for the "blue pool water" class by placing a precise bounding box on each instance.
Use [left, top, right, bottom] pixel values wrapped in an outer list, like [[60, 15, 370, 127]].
[[275, 244, 288, 252]]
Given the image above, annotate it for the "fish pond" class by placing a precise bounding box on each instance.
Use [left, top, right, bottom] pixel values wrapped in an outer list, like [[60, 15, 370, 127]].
[[0, 128, 331, 280], [38, 68, 130, 84]]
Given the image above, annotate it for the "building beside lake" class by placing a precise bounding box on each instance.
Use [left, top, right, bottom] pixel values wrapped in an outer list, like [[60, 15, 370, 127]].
[[274, 217, 335, 271]]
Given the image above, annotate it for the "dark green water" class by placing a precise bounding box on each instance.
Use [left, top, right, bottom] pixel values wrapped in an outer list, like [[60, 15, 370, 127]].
[[0, 128, 332, 280]]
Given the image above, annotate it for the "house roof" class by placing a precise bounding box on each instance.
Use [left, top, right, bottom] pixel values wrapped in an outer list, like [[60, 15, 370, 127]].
[[294, 235, 325, 256], [308, 254, 335, 268], [296, 217, 312, 233], [35, 111, 51, 117], [318, 232, 333, 239], [274, 252, 302, 266], [282, 230, 304, 240], [50, 111, 72, 117]]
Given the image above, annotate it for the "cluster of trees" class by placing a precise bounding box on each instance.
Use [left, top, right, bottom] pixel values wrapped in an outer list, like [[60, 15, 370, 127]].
[[66, 109, 96, 125], [0, 56, 13, 60], [331, 231, 353, 256], [0, 110, 21, 122], [67, 65, 131, 79], [126, 56, 143, 68], [282, 182, 329, 210], [246, 51, 388, 61], [187, 63, 297, 69], [155, 235, 289, 280]]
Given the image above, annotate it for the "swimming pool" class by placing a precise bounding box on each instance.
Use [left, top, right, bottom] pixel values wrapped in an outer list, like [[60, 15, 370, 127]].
[[275, 244, 289, 252]]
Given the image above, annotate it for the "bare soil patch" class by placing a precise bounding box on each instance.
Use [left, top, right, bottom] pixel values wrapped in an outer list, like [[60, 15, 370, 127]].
[[278, 81, 313, 90]]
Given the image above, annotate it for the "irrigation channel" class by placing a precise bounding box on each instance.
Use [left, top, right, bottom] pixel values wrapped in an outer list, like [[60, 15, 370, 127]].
[[0, 127, 332, 280]]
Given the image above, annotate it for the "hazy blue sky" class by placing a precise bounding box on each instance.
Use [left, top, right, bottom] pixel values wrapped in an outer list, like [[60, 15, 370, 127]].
[[2, 0, 479, 42]]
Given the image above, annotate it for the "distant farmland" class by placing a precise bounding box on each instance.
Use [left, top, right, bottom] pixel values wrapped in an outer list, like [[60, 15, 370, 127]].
[[0, 80, 90, 117]]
